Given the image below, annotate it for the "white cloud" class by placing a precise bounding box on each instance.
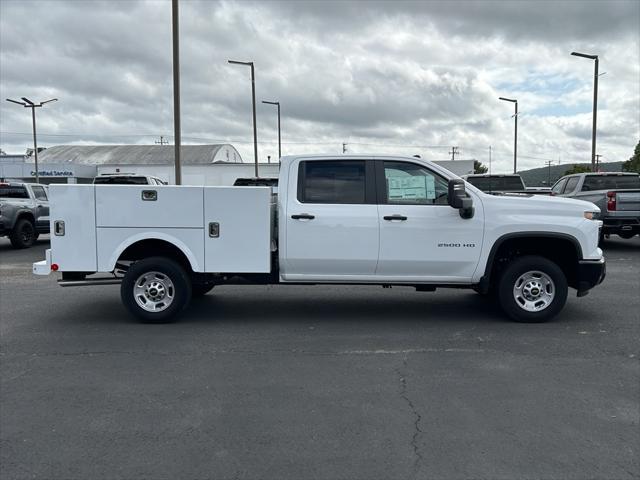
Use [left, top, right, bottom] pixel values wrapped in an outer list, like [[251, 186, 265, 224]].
[[0, 0, 638, 174]]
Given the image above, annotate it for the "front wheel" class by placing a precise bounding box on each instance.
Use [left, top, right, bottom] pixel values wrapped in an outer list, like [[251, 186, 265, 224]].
[[121, 257, 192, 323], [497, 255, 568, 323]]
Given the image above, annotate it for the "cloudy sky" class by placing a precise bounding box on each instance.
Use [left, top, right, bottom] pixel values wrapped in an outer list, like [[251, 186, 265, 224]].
[[1, 0, 639, 173]]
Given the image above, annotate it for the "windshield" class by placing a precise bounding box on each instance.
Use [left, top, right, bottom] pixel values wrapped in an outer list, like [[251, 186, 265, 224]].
[[0, 185, 29, 199], [94, 176, 148, 185], [466, 176, 524, 192], [582, 175, 640, 191]]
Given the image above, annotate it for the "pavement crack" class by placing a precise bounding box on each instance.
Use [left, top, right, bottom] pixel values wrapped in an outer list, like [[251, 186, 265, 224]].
[[396, 355, 424, 478]]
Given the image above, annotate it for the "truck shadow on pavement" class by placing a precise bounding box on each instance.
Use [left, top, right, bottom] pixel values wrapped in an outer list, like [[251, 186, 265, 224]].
[[180, 288, 506, 326]]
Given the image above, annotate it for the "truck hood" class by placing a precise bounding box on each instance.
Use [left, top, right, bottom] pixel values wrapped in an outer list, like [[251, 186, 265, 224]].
[[482, 192, 600, 214]]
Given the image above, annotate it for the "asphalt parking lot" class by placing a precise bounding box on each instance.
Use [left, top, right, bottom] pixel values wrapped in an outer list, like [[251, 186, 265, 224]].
[[1, 235, 638, 480]]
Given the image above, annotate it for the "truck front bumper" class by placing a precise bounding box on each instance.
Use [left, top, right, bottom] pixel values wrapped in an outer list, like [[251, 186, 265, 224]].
[[33, 249, 52, 275], [576, 256, 606, 297]]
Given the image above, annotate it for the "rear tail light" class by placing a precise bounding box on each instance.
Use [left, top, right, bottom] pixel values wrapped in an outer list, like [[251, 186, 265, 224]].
[[606, 191, 616, 211]]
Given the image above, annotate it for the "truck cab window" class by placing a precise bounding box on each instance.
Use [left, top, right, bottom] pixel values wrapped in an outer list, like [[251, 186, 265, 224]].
[[563, 177, 580, 194], [298, 160, 366, 204], [382, 161, 448, 205], [32, 186, 48, 200], [551, 178, 567, 195]]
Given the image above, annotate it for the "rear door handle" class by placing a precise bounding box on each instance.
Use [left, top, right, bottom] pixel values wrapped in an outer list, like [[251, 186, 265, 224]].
[[291, 213, 315, 220], [383, 215, 408, 221]]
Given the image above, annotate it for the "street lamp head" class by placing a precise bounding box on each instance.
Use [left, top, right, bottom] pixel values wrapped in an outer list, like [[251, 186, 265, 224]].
[[39, 98, 58, 106], [262, 100, 279, 106], [571, 51, 598, 60], [228, 59, 253, 66], [6, 98, 27, 106], [499, 97, 517, 103], [21, 97, 34, 105]]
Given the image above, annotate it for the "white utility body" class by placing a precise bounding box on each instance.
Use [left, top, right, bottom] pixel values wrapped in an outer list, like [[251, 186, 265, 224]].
[[35, 155, 606, 323]]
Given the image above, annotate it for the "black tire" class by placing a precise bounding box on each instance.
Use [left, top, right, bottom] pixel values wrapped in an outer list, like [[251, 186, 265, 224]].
[[120, 257, 192, 323], [497, 255, 568, 323], [9, 218, 36, 249], [192, 284, 215, 297]]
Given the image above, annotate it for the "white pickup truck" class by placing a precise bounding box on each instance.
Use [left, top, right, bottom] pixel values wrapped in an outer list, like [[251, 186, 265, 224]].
[[33, 155, 606, 323]]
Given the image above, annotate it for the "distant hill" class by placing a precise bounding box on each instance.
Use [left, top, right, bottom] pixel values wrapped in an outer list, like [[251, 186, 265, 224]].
[[518, 161, 625, 187]]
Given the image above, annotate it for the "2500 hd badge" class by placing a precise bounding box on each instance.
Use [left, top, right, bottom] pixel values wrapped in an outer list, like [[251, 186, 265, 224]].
[[438, 242, 476, 248]]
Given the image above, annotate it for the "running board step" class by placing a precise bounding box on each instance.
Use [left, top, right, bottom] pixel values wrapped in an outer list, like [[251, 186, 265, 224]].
[[58, 278, 122, 287]]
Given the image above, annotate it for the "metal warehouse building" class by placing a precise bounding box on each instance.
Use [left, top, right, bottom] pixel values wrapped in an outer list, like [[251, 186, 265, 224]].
[[2, 144, 474, 184], [34, 144, 280, 185]]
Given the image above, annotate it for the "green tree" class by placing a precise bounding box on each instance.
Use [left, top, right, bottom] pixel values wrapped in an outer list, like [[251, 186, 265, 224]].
[[564, 164, 591, 176], [622, 140, 640, 173], [474, 160, 488, 174]]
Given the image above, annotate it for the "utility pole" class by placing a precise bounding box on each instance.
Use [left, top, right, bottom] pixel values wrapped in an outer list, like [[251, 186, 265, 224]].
[[262, 100, 281, 163], [6, 97, 58, 184], [571, 51, 599, 172], [595, 154, 602, 171], [155, 136, 169, 145], [172, 0, 182, 184], [229, 60, 259, 177], [342, 143, 347, 154], [499, 96, 518, 173], [449, 146, 459, 161], [489, 146, 492, 175], [545, 160, 554, 186]]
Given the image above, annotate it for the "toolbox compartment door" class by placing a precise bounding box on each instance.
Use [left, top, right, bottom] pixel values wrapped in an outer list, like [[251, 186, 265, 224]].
[[95, 185, 204, 228], [204, 187, 272, 273], [49, 185, 97, 272]]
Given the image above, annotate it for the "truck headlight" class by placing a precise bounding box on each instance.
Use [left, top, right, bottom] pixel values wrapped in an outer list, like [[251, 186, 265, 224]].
[[584, 211, 598, 220]]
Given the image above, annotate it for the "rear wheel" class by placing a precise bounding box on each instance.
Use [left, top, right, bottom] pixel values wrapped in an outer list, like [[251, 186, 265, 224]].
[[121, 257, 192, 323], [9, 218, 36, 249], [497, 255, 568, 323]]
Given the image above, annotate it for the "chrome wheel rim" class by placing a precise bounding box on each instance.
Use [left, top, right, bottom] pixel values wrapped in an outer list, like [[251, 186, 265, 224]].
[[513, 270, 555, 312], [133, 271, 175, 312]]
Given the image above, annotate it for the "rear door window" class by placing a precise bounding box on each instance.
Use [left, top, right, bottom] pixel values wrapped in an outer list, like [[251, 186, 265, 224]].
[[298, 160, 368, 204]]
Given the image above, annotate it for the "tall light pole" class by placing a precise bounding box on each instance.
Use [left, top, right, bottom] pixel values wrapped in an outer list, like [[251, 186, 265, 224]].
[[499, 96, 518, 173], [229, 60, 258, 177], [6, 97, 58, 184], [262, 100, 281, 164], [172, 0, 182, 184], [571, 51, 599, 172]]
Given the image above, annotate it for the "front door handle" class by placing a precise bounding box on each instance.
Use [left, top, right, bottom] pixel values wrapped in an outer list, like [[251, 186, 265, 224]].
[[291, 213, 315, 220], [383, 215, 408, 221]]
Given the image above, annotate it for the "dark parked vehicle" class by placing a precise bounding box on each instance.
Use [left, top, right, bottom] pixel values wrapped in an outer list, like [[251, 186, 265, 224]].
[[463, 174, 550, 195], [93, 174, 167, 185], [0, 182, 50, 248], [551, 172, 640, 241]]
